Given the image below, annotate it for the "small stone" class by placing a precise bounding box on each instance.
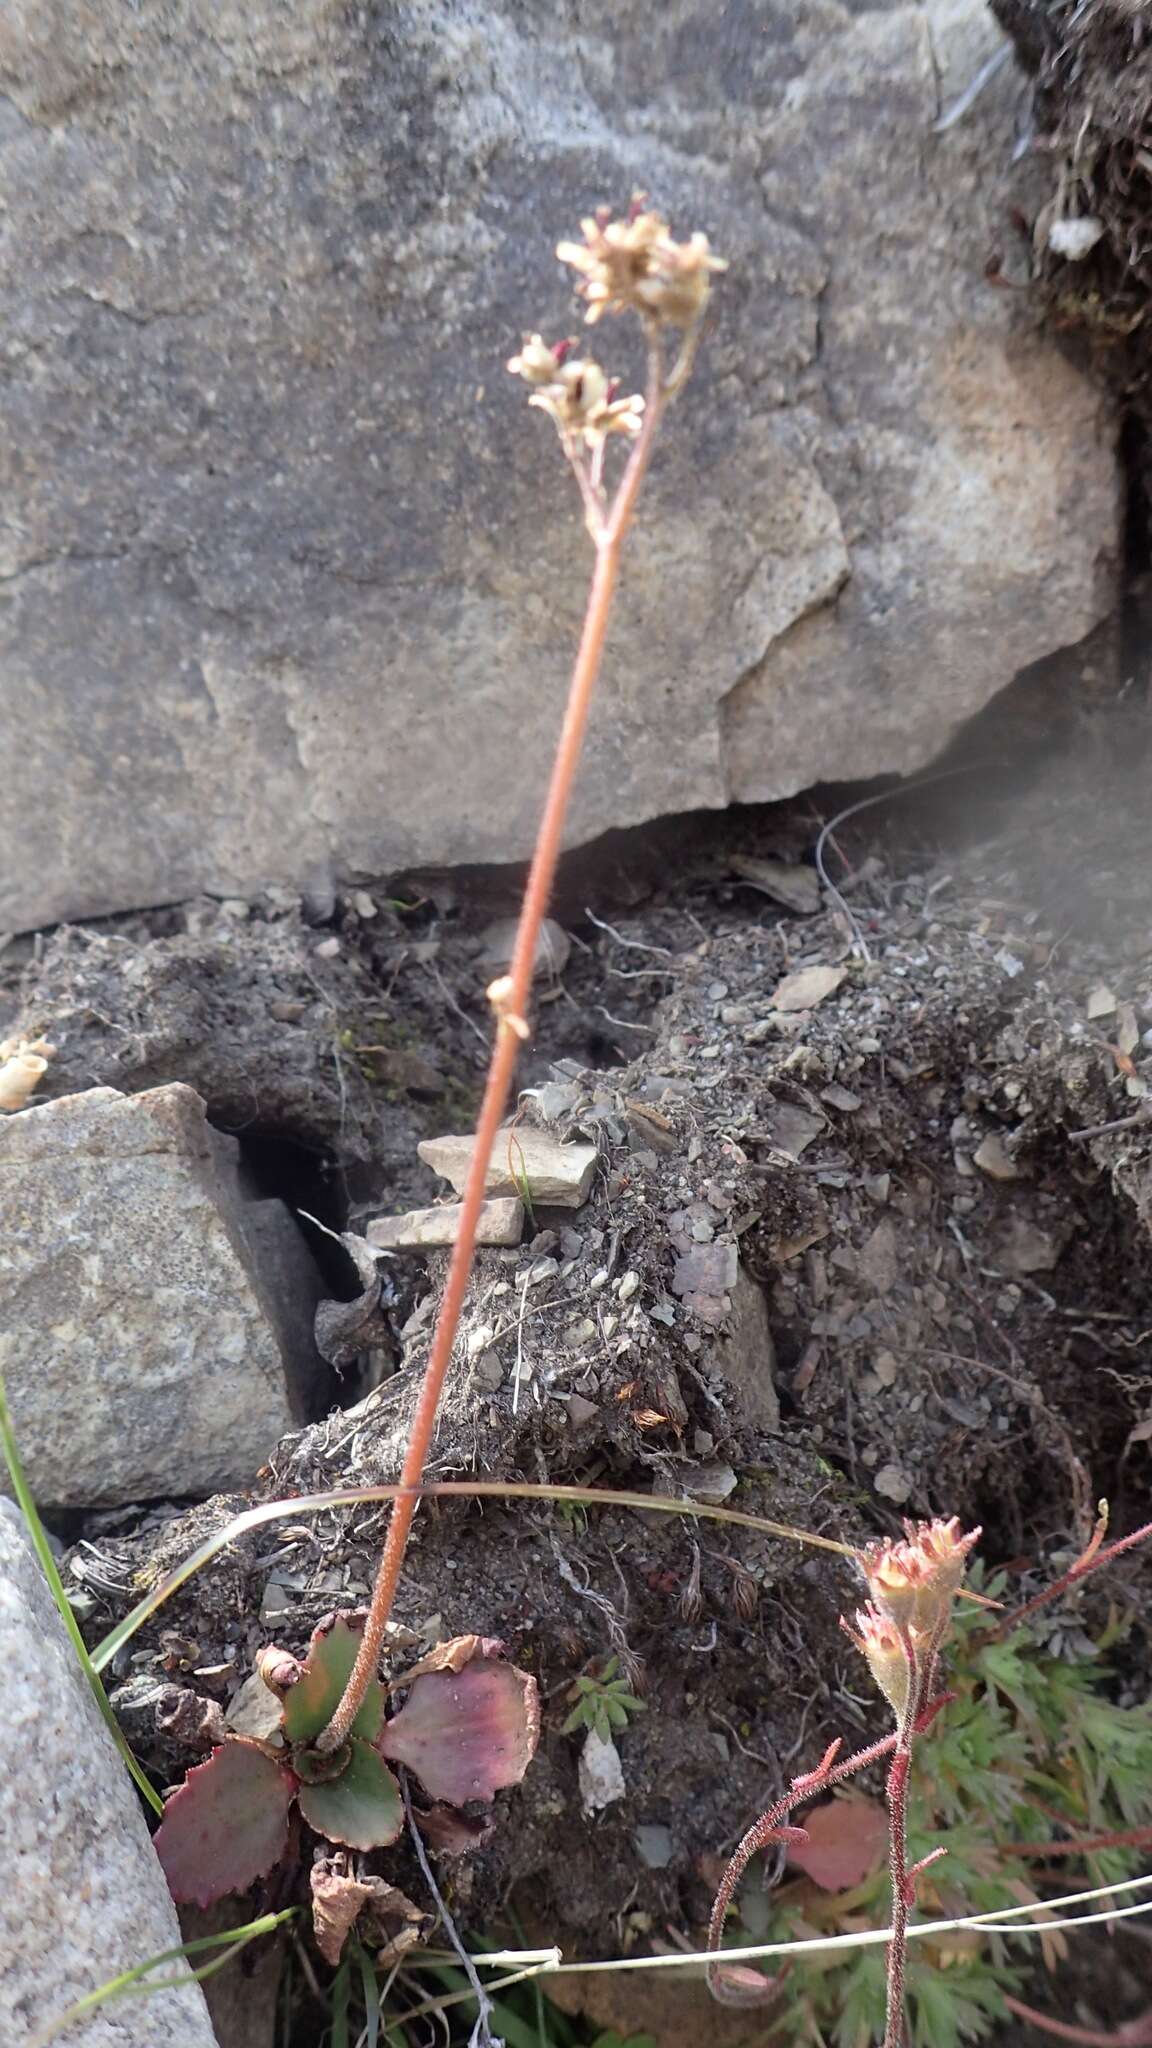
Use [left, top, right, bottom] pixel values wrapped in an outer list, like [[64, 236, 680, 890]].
[[973, 1133, 1019, 1182], [634, 1823, 675, 1869], [527, 1255, 560, 1284], [579, 1728, 627, 1815], [260, 1581, 294, 1623], [874, 1351, 899, 1387], [313, 936, 341, 958], [1086, 983, 1117, 1020], [874, 1463, 913, 1504], [856, 1220, 899, 1297], [227, 1671, 286, 1745], [474, 1351, 504, 1391], [367, 1197, 524, 1250], [418, 1128, 598, 1208], [770, 963, 847, 1013], [1047, 214, 1104, 260], [565, 1394, 599, 1428], [729, 854, 821, 914], [685, 1461, 738, 1504], [822, 1083, 862, 1112], [671, 1241, 738, 1300], [617, 1270, 641, 1302], [764, 1103, 826, 1159]]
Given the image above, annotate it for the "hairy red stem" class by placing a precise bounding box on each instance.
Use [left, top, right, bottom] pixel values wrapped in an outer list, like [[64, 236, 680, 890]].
[[993, 1520, 1152, 1643], [316, 348, 668, 1754], [1004, 1995, 1152, 2046], [1004, 1823, 1152, 1860]]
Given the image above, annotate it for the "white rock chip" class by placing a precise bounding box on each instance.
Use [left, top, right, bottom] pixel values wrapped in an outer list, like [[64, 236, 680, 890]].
[[418, 1128, 599, 1208], [0, 1502, 219, 2048], [0, 1084, 323, 1508], [578, 1728, 627, 1815], [367, 1197, 524, 1250]]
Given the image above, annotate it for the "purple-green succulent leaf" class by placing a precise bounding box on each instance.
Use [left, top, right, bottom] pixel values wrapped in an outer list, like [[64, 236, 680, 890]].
[[377, 1658, 541, 1806], [297, 1738, 405, 1850], [153, 1737, 297, 1908], [281, 1611, 383, 1745]]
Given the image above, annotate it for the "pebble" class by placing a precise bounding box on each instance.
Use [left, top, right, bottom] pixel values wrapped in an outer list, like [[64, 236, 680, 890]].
[[874, 1462, 913, 1504], [617, 1270, 641, 1302], [634, 1824, 675, 1869], [974, 1132, 1020, 1182]]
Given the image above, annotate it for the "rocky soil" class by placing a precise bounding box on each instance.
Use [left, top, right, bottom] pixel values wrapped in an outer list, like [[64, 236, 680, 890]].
[[2, 664, 1151, 2044]]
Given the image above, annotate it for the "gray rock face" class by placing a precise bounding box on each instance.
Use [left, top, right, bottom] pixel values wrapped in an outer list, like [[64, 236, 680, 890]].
[[0, 0, 1116, 934], [0, 1502, 220, 2048], [0, 1084, 323, 1508]]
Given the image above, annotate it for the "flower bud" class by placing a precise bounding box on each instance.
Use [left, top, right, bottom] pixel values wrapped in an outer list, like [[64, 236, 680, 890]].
[[860, 1517, 980, 1635], [842, 1604, 912, 1718]]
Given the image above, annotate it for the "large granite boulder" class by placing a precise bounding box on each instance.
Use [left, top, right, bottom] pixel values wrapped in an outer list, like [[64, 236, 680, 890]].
[[0, 0, 1116, 933]]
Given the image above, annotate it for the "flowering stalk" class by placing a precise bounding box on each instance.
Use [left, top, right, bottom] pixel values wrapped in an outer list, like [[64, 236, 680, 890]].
[[707, 1518, 978, 2042], [315, 202, 725, 1756]]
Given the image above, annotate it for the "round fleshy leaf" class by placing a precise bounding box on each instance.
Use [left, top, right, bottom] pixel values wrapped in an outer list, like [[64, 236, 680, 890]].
[[282, 1612, 383, 1745], [153, 1738, 297, 1908], [297, 1737, 404, 1850], [377, 1659, 540, 1806]]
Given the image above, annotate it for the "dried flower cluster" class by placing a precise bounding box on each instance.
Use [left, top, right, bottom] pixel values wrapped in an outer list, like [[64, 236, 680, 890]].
[[558, 199, 727, 329], [507, 335, 645, 450], [0, 1033, 55, 1113], [847, 1518, 980, 1710], [507, 199, 725, 501]]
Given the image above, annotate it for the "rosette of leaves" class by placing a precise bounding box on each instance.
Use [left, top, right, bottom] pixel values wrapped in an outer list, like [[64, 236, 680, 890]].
[[153, 1616, 539, 1952]]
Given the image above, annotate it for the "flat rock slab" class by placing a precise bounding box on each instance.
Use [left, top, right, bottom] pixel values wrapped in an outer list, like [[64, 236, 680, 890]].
[[0, 0, 1116, 933], [367, 1197, 524, 1250], [418, 1129, 599, 1208], [0, 1084, 324, 1508], [0, 1502, 219, 2048]]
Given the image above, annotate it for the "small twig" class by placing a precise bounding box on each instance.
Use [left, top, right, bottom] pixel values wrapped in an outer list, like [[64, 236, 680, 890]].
[[812, 762, 988, 963], [401, 1773, 504, 2048], [583, 907, 676, 957], [1067, 1110, 1152, 1144]]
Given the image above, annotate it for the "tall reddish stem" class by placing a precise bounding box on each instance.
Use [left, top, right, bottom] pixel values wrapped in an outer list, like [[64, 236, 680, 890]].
[[992, 1519, 1152, 1643], [316, 351, 668, 1754]]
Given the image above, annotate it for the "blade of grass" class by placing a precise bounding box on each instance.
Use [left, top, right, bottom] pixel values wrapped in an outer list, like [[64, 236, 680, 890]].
[[354, 1938, 381, 2048], [0, 1369, 164, 1817], [89, 1477, 854, 1672], [27, 1908, 296, 2048], [330, 1952, 352, 2048]]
